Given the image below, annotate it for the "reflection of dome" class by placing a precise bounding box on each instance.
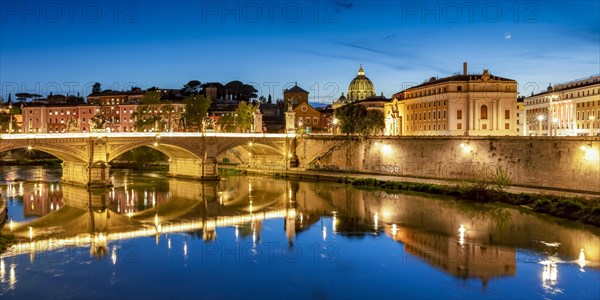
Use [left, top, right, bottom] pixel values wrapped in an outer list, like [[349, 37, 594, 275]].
[[348, 65, 376, 102]]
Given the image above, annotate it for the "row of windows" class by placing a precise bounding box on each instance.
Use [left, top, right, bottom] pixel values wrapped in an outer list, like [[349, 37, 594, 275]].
[[297, 117, 320, 125], [408, 100, 448, 110], [408, 110, 446, 121], [406, 122, 511, 131], [576, 110, 600, 121], [526, 88, 600, 105], [576, 101, 600, 108], [454, 108, 511, 120]]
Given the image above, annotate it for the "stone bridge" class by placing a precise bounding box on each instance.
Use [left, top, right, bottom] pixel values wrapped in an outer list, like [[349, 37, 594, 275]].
[[0, 132, 297, 187]]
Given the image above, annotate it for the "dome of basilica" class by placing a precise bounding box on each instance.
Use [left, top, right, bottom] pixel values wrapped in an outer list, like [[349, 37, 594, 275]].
[[347, 65, 376, 102]]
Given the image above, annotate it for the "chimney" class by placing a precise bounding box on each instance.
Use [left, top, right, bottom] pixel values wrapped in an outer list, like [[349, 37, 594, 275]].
[[463, 62, 467, 75]]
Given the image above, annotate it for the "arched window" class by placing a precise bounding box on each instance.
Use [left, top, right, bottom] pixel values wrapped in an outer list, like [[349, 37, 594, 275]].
[[481, 105, 488, 120]]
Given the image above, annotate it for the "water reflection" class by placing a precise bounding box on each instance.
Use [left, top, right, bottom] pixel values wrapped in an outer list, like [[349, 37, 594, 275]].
[[0, 168, 599, 298]]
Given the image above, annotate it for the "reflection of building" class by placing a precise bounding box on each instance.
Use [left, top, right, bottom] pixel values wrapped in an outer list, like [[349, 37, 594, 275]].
[[524, 74, 600, 136], [386, 225, 516, 287], [22, 183, 63, 217], [385, 63, 518, 136]]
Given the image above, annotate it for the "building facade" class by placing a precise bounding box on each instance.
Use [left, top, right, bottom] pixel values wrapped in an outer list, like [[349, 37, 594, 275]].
[[524, 74, 600, 136], [385, 63, 519, 136]]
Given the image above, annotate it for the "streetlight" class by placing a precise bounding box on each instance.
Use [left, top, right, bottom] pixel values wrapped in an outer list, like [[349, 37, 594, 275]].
[[332, 118, 338, 135], [590, 115, 596, 136], [552, 117, 559, 136], [537, 115, 544, 136]]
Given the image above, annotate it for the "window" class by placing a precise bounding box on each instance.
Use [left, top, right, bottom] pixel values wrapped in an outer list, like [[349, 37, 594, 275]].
[[457, 123, 462, 130], [505, 123, 510, 129], [313, 117, 318, 125], [457, 110, 462, 120], [505, 110, 510, 119], [481, 105, 488, 120], [306, 117, 310, 124], [457, 86, 462, 92], [482, 124, 487, 130]]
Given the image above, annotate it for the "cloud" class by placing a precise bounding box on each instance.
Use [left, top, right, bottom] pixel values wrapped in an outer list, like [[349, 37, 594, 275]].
[[334, 1, 354, 11]]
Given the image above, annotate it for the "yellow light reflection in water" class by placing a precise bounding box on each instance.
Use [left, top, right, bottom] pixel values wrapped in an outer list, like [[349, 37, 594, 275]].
[[578, 248, 586, 270], [183, 241, 188, 257], [322, 225, 327, 241], [111, 246, 117, 265], [541, 259, 560, 293], [0, 259, 5, 281], [29, 227, 33, 240], [9, 264, 16, 289], [458, 225, 466, 246], [374, 213, 379, 231]]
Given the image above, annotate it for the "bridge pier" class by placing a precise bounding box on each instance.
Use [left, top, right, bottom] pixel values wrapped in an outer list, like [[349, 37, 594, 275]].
[[167, 157, 220, 181], [62, 161, 112, 188]]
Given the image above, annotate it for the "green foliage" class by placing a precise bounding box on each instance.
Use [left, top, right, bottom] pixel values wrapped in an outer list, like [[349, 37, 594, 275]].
[[92, 82, 102, 94], [133, 91, 178, 132], [114, 146, 168, 169], [0, 233, 16, 252], [217, 113, 236, 132], [334, 105, 384, 136], [182, 80, 202, 95], [183, 94, 211, 132], [234, 101, 256, 133]]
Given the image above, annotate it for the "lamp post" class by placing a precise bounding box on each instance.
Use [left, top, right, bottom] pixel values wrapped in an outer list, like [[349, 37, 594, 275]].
[[537, 115, 544, 136], [332, 118, 338, 135], [552, 117, 559, 136], [590, 115, 596, 136]]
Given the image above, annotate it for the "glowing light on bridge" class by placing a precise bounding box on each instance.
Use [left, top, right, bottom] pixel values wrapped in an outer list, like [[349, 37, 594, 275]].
[[0, 132, 297, 140]]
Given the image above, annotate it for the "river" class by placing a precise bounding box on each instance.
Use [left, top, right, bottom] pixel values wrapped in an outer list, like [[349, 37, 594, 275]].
[[0, 166, 599, 299]]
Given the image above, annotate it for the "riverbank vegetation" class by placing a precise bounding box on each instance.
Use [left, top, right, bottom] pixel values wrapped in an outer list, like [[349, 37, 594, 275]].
[[348, 175, 600, 226], [0, 233, 16, 252]]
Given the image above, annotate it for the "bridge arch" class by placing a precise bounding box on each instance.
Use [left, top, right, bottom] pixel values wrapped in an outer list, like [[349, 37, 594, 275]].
[[0, 142, 87, 163], [108, 140, 203, 162]]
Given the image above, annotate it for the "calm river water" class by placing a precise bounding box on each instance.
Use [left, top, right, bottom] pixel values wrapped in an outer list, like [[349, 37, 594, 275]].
[[0, 166, 599, 299]]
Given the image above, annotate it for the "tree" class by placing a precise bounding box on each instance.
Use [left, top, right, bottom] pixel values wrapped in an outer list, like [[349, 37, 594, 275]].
[[183, 94, 211, 131], [268, 94, 272, 103], [234, 101, 256, 133], [182, 80, 202, 96], [358, 110, 385, 136], [334, 105, 384, 136], [92, 82, 102, 94], [133, 91, 165, 131]]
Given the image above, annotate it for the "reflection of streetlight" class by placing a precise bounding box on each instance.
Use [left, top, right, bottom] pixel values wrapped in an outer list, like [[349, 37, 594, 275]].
[[590, 115, 596, 136], [537, 115, 544, 136]]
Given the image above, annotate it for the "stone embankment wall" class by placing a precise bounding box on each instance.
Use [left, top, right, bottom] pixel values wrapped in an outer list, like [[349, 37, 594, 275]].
[[296, 136, 600, 193]]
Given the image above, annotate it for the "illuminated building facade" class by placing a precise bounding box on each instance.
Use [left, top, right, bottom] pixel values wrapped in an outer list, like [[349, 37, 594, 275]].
[[385, 63, 519, 136], [524, 74, 600, 136]]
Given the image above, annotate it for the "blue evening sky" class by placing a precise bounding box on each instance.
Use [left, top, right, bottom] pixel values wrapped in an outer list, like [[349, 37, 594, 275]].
[[1, 1, 598, 104]]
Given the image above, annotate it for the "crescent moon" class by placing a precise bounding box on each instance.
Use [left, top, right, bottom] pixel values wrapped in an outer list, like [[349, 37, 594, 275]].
[[504, 33, 512, 39]]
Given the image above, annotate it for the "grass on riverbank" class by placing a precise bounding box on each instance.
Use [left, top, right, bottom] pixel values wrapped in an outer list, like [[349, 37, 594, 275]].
[[348, 178, 600, 226]]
